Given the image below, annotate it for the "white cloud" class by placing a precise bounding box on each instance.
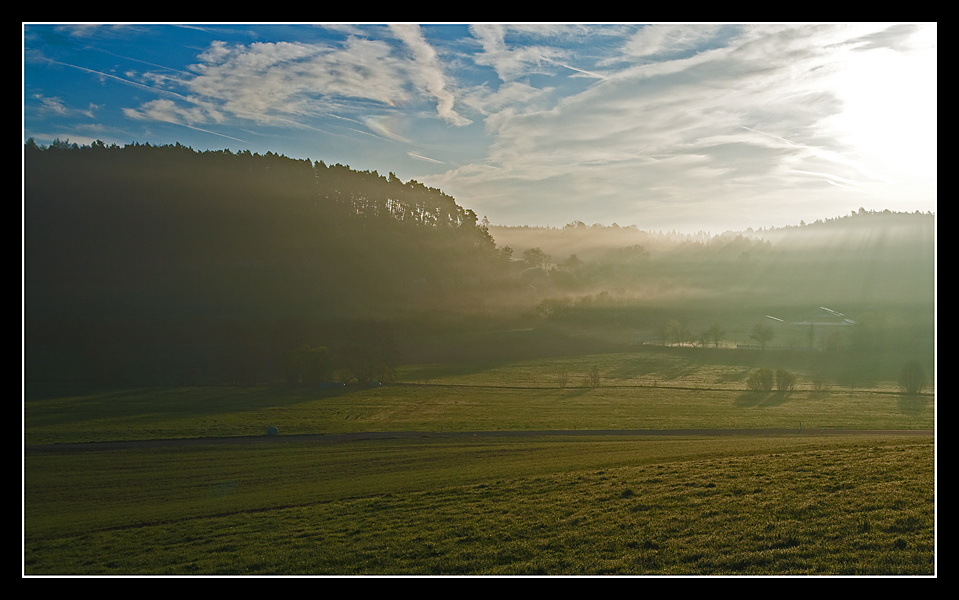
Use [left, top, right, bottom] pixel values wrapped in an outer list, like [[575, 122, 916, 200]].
[[389, 24, 471, 127], [53, 23, 929, 231], [127, 37, 411, 129], [469, 24, 570, 82], [364, 115, 411, 143], [123, 98, 209, 125], [127, 31, 482, 136], [620, 24, 726, 59], [36, 94, 68, 115], [465, 81, 554, 118], [432, 24, 936, 230]]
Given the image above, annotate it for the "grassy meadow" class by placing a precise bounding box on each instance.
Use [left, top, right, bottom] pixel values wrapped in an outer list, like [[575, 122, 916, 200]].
[[25, 435, 933, 575], [23, 347, 935, 575], [25, 347, 933, 445]]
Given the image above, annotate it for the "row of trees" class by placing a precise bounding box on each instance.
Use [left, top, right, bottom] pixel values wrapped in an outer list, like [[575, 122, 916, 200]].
[[659, 320, 776, 350], [745, 361, 927, 394], [532, 298, 781, 351], [25, 138, 486, 234], [556, 365, 601, 389], [660, 320, 728, 348], [531, 300, 783, 351]]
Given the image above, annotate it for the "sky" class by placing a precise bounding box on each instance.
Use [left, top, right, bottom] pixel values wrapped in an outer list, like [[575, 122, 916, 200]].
[[23, 23, 937, 234]]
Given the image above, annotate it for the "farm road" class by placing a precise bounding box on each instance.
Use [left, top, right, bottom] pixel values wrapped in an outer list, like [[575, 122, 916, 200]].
[[24, 428, 934, 453]]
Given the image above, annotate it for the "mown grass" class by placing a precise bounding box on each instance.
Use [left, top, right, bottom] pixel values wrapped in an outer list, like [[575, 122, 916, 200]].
[[24, 435, 933, 575], [396, 347, 933, 394], [23, 384, 933, 445]]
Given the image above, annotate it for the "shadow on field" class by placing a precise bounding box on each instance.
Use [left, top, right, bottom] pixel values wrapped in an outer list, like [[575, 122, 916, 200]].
[[715, 366, 752, 385], [398, 359, 519, 382], [734, 390, 795, 407], [24, 382, 140, 402], [896, 393, 932, 416], [602, 347, 702, 383], [558, 387, 594, 399], [23, 382, 375, 417]]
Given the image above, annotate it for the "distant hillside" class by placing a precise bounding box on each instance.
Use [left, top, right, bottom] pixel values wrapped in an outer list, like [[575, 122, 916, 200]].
[[488, 210, 935, 308]]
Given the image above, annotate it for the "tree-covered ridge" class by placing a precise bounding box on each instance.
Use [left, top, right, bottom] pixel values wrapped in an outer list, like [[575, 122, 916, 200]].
[[487, 207, 934, 341], [25, 138, 489, 235], [24, 138, 506, 321], [492, 207, 934, 252], [24, 138, 522, 384]]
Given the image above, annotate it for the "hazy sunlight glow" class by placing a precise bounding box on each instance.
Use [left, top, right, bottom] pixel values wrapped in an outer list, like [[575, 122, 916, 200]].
[[23, 22, 937, 232], [827, 41, 937, 182]]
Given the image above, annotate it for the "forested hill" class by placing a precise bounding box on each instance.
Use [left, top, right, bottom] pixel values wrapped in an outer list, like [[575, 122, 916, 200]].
[[489, 209, 935, 308], [24, 139, 509, 322]]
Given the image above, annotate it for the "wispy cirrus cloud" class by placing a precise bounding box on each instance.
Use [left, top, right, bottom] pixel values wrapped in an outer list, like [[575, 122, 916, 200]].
[[124, 30, 476, 143], [469, 24, 571, 83], [407, 151, 444, 164], [389, 24, 471, 127], [433, 23, 936, 231], [619, 24, 730, 60], [180, 38, 410, 123], [123, 98, 248, 143], [24, 23, 934, 232], [33, 94, 68, 115], [123, 98, 221, 127]]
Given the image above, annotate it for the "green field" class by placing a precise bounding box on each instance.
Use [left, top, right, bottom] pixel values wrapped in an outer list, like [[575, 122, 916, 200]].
[[25, 349, 934, 445], [24, 435, 934, 575], [23, 349, 936, 575]]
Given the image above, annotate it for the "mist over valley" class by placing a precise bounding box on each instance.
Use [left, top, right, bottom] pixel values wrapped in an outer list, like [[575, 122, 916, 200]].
[[23, 22, 935, 575]]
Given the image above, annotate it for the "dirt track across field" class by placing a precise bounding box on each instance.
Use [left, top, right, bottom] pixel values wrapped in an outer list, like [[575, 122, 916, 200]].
[[23, 428, 934, 453]]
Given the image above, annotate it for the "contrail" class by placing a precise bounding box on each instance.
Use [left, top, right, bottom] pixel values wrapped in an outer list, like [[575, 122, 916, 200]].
[[43, 58, 190, 101], [408, 151, 444, 164], [158, 119, 250, 144]]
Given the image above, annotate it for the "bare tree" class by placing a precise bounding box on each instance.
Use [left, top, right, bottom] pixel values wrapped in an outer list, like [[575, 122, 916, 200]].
[[748, 323, 776, 350], [747, 368, 774, 391], [706, 323, 726, 348], [558, 366, 569, 389], [898, 361, 926, 395], [775, 369, 797, 391], [698, 330, 710, 348], [665, 319, 693, 346], [584, 365, 601, 388]]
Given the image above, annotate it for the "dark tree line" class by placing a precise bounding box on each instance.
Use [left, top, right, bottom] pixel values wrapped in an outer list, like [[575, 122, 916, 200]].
[[24, 138, 507, 314], [24, 139, 509, 385]]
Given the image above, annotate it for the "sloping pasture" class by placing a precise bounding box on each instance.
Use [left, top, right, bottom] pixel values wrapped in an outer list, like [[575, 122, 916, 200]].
[[24, 434, 933, 575]]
